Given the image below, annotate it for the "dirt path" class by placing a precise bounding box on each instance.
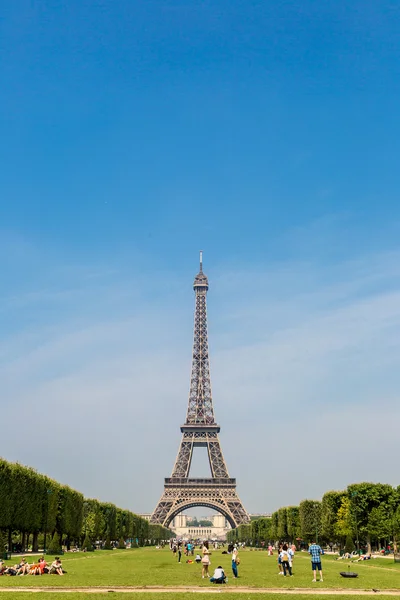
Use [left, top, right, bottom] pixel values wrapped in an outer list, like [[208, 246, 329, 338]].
[[0, 587, 400, 595]]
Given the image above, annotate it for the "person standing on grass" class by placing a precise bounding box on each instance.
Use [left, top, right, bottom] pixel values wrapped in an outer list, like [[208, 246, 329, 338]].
[[201, 541, 211, 579], [177, 542, 182, 563], [277, 544, 283, 574], [288, 545, 295, 572], [280, 544, 292, 577], [231, 546, 239, 578], [309, 540, 323, 582]]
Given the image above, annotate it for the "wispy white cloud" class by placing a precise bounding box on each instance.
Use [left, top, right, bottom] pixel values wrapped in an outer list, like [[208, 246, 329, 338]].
[[1, 242, 400, 514]]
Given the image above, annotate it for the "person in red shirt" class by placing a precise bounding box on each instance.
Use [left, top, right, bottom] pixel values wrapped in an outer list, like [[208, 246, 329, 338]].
[[38, 557, 48, 574]]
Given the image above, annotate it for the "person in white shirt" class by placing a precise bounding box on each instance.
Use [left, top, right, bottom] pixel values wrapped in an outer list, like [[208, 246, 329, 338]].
[[280, 544, 292, 577], [288, 546, 295, 570], [210, 565, 226, 584]]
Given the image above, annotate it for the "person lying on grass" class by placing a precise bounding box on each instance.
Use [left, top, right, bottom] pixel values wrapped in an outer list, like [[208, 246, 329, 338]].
[[354, 553, 372, 562], [28, 563, 42, 575]]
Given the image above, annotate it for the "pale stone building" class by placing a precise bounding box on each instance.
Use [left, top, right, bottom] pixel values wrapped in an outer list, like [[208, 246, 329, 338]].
[[169, 513, 231, 540]]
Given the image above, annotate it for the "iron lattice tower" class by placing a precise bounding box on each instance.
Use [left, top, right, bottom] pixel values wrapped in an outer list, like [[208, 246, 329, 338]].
[[150, 253, 249, 528]]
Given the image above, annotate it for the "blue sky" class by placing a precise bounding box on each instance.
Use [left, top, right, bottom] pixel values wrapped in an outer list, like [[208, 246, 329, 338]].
[[1, 0, 400, 515]]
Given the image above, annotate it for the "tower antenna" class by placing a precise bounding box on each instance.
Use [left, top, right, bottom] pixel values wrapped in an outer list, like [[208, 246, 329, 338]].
[[199, 250, 203, 272]]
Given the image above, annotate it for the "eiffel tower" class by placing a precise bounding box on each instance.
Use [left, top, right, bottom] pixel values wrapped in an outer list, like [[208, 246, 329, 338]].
[[150, 253, 249, 528]]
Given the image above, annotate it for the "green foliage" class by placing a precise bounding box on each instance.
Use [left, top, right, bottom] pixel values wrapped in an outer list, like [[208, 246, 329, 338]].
[[299, 500, 322, 543], [344, 533, 355, 554], [251, 517, 272, 544], [103, 535, 112, 550], [118, 536, 126, 549], [56, 485, 84, 538], [321, 491, 346, 542], [188, 517, 212, 527], [149, 523, 173, 542], [348, 482, 396, 551], [82, 533, 94, 552], [0, 530, 7, 553], [286, 506, 300, 541], [277, 507, 288, 540], [48, 532, 62, 555], [335, 496, 352, 539], [270, 511, 279, 541], [0, 457, 152, 552]]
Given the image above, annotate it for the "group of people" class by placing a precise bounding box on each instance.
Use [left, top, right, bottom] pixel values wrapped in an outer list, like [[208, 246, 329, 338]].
[[273, 540, 324, 582], [277, 543, 295, 577], [0, 556, 64, 576], [170, 538, 240, 584], [201, 540, 240, 583], [170, 540, 195, 563]]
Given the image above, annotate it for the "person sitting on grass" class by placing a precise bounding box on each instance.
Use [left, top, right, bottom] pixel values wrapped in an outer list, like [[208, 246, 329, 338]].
[[195, 554, 202, 563], [39, 557, 48, 574], [50, 557, 64, 575], [210, 565, 226, 584], [16, 558, 30, 576]]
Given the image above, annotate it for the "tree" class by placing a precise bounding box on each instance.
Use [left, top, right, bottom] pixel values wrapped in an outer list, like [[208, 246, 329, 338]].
[[348, 483, 395, 553], [270, 512, 279, 541], [299, 500, 322, 543], [344, 534, 355, 554], [277, 507, 288, 540], [82, 533, 94, 552], [286, 507, 300, 542], [335, 496, 352, 541], [118, 536, 126, 549], [103, 535, 112, 550], [48, 533, 62, 555], [321, 491, 346, 543], [198, 519, 213, 527], [0, 530, 7, 555], [368, 506, 392, 542]]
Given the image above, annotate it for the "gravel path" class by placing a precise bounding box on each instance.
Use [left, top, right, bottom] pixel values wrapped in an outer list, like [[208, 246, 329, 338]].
[[0, 587, 399, 595]]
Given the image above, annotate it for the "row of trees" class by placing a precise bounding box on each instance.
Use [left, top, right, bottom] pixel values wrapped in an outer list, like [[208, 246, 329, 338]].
[[227, 482, 400, 554], [0, 458, 171, 553]]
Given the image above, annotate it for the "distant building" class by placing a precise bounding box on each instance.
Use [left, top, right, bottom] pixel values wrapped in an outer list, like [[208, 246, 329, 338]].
[[139, 514, 152, 522], [168, 513, 231, 540]]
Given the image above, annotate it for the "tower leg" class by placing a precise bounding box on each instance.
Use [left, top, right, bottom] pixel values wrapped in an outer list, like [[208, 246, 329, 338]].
[[207, 437, 229, 478]]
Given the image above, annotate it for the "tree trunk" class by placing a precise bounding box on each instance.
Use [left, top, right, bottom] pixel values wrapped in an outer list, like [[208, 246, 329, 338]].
[[32, 532, 39, 553], [21, 531, 26, 551], [367, 534, 372, 554], [8, 528, 12, 553]]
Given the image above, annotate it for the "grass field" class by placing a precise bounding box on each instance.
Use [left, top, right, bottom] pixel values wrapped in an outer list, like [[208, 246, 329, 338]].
[[0, 546, 399, 599]]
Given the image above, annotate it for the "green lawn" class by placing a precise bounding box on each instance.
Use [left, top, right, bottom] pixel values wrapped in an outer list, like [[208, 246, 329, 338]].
[[0, 546, 399, 593]]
